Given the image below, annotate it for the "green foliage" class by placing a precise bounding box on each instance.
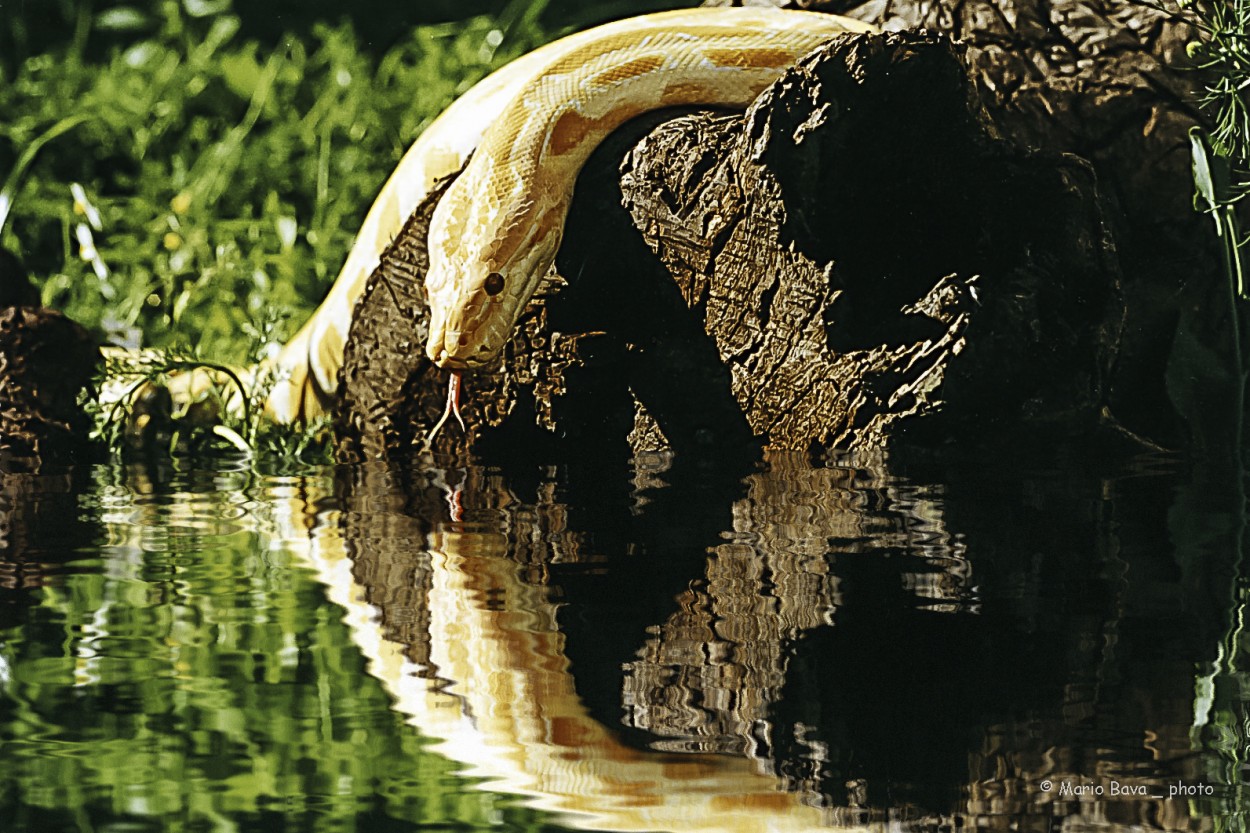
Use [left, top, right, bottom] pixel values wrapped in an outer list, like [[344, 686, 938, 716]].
[[1, 0, 555, 364], [0, 0, 564, 466], [83, 307, 336, 470], [1162, 1, 1250, 458], [1185, 0, 1250, 166], [1167, 129, 1247, 455]]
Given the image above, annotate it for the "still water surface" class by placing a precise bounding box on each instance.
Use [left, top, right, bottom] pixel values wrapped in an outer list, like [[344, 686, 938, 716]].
[[0, 451, 1246, 831]]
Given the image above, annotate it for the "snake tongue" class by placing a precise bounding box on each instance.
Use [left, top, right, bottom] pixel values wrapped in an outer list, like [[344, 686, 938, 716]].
[[425, 371, 466, 444]]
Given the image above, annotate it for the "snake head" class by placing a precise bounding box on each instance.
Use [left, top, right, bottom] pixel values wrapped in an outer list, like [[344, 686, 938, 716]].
[[425, 184, 562, 370]]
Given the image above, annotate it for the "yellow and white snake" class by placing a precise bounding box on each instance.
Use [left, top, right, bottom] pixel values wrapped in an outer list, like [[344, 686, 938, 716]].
[[223, 8, 875, 424]]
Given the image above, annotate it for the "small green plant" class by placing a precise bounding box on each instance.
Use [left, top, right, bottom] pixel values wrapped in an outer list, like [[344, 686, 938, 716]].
[[1151, 0, 1250, 458], [84, 305, 334, 469], [1187, 128, 1247, 450], [1181, 26, 1250, 468], [1182, 0, 1250, 163]]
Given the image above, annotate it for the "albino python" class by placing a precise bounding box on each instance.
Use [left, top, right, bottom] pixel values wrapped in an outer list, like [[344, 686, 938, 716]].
[[172, 8, 876, 427]]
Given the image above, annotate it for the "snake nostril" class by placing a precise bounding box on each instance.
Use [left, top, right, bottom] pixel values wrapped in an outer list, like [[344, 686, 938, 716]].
[[484, 272, 505, 297], [458, 334, 470, 347]]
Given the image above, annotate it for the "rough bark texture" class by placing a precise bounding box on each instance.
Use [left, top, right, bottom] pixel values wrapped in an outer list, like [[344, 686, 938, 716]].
[[334, 180, 447, 459], [612, 33, 1123, 451], [711, 0, 1208, 444], [707, 0, 1201, 252], [339, 25, 1143, 461], [335, 174, 609, 461]]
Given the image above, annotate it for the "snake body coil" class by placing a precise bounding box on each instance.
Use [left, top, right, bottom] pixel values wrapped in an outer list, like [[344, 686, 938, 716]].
[[261, 7, 872, 423]]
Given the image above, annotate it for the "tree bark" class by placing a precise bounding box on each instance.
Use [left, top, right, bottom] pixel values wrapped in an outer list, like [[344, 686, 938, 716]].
[[339, 25, 1142, 462], [712, 0, 1208, 445]]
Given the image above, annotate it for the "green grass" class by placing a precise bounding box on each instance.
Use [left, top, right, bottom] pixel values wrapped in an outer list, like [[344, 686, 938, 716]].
[[0, 0, 559, 364], [0, 0, 592, 465]]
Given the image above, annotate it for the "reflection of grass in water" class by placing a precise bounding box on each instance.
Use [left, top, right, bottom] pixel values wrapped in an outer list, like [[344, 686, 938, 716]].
[[0, 469, 554, 830]]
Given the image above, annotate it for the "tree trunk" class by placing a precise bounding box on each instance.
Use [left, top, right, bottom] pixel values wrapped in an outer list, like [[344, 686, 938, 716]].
[[714, 0, 1208, 445]]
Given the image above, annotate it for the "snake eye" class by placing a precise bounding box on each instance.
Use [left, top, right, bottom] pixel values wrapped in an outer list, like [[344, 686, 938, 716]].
[[484, 272, 505, 297]]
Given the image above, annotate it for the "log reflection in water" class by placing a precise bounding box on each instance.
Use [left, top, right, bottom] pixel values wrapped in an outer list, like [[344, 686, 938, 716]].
[[322, 460, 857, 832], [623, 459, 972, 758], [324, 451, 1231, 831]]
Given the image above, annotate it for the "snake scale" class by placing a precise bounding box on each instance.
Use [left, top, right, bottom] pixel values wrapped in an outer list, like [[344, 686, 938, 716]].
[[239, 7, 875, 424]]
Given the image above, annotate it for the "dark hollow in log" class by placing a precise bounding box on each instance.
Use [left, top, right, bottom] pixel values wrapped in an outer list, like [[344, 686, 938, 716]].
[[338, 30, 1129, 463]]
